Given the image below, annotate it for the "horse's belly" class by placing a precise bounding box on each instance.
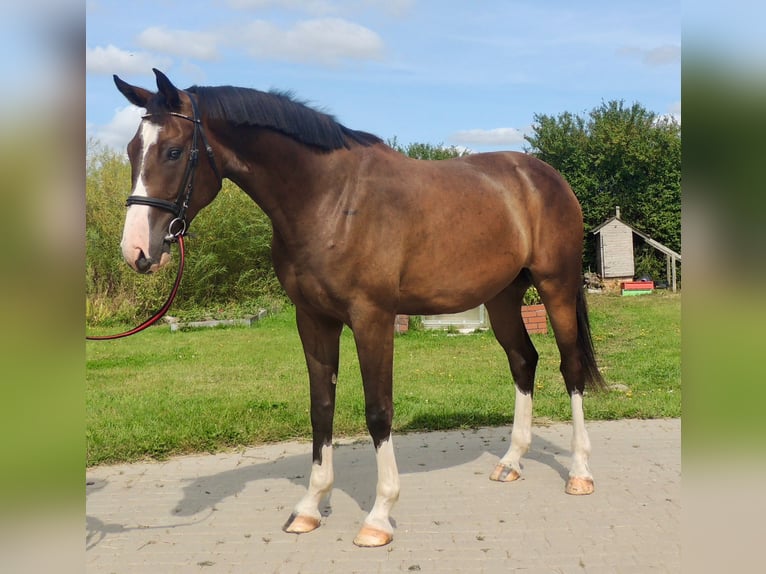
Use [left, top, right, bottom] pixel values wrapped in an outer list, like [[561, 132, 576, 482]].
[[397, 251, 521, 315]]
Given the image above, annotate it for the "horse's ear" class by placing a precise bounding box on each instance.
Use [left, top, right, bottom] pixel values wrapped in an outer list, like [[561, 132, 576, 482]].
[[153, 68, 181, 110], [113, 75, 153, 108]]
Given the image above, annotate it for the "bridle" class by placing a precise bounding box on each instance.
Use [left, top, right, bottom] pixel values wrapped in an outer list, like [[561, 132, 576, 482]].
[[126, 92, 222, 238], [86, 92, 221, 341]]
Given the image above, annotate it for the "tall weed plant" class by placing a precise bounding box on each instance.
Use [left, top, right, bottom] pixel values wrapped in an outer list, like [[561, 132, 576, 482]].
[[85, 140, 286, 326]]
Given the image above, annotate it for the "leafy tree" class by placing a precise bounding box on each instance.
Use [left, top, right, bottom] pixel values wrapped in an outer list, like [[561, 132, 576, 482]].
[[387, 137, 469, 160], [524, 100, 681, 275]]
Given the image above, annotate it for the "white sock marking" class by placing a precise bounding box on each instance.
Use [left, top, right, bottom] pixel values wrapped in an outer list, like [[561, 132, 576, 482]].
[[499, 386, 533, 472], [293, 443, 334, 520], [364, 435, 400, 534], [569, 391, 592, 479]]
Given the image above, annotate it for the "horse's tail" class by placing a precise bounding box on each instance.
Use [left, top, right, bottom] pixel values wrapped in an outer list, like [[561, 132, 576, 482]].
[[576, 287, 607, 391]]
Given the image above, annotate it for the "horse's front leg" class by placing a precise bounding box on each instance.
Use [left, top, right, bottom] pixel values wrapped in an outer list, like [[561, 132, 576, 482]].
[[283, 308, 343, 535], [351, 309, 400, 547]]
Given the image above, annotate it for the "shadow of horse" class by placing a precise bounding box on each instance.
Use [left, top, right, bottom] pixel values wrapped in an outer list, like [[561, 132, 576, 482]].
[[86, 420, 573, 549], [170, 420, 571, 519]]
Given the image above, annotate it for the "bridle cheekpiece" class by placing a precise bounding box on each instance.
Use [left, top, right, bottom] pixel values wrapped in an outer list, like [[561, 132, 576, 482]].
[[126, 92, 222, 241]]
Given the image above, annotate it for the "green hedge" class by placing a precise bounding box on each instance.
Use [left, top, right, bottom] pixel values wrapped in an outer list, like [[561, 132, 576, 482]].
[[85, 142, 286, 326]]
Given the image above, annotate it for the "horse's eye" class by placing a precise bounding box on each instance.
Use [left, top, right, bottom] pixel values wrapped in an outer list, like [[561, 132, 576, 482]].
[[167, 148, 182, 161]]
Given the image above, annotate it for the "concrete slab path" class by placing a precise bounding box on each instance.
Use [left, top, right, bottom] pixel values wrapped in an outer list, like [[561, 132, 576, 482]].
[[86, 418, 680, 573]]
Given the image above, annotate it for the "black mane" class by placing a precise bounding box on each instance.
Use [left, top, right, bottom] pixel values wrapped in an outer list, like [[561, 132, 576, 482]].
[[186, 85, 382, 151]]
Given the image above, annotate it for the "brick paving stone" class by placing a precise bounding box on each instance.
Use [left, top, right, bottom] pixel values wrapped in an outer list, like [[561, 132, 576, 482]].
[[87, 419, 680, 573]]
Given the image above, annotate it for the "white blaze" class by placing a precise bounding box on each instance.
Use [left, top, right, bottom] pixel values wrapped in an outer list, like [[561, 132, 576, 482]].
[[121, 121, 161, 268]]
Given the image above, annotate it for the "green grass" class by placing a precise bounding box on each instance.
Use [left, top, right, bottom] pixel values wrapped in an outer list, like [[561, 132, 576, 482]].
[[86, 292, 680, 466]]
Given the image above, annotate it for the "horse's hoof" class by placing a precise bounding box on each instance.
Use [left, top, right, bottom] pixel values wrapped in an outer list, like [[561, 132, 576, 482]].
[[490, 463, 521, 482], [282, 512, 321, 534], [353, 524, 393, 547], [565, 476, 595, 495]]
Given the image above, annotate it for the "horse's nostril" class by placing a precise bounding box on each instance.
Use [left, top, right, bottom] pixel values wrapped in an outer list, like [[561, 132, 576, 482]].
[[135, 250, 153, 273]]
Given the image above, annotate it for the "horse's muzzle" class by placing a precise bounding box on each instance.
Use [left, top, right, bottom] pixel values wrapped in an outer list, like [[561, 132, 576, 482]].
[[131, 247, 172, 274]]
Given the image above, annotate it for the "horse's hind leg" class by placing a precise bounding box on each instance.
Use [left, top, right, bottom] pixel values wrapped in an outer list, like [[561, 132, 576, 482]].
[[283, 308, 343, 534], [485, 273, 539, 483], [535, 275, 596, 495]]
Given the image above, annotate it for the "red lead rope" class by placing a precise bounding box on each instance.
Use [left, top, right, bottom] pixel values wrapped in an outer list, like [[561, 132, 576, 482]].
[[86, 235, 186, 340]]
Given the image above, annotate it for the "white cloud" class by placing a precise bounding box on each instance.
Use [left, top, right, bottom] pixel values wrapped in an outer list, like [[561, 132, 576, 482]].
[[656, 100, 681, 125], [89, 105, 144, 152], [618, 43, 681, 67], [450, 127, 529, 147], [137, 26, 220, 61], [669, 100, 681, 120], [234, 18, 384, 65], [86, 44, 171, 75]]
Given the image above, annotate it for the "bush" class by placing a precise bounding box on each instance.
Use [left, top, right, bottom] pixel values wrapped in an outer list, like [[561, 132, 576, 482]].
[[387, 137, 469, 160], [85, 140, 287, 326], [523, 286, 542, 305]]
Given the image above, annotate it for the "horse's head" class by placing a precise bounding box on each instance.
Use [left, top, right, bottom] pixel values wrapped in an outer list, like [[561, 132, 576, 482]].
[[113, 69, 221, 273]]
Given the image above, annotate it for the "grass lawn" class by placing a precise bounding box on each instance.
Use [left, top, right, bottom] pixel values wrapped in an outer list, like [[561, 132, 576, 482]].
[[86, 292, 680, 466]]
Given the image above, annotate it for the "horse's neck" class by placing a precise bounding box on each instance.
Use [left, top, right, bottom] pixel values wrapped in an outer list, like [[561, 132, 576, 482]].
[[223, 130, 342, 243]]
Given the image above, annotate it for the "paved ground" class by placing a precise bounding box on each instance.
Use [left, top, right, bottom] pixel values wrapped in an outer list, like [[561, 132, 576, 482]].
[[86, 418, 680, 573]]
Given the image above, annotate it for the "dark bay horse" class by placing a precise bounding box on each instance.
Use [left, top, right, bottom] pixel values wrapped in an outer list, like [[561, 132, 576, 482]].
[[113, 69, 605, 547]]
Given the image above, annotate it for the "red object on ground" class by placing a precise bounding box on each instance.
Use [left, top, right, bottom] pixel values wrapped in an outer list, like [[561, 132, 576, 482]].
[[622, 281, 654, 290]]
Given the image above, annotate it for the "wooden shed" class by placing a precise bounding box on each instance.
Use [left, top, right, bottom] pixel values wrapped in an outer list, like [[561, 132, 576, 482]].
[[591, 207, 681, 292]]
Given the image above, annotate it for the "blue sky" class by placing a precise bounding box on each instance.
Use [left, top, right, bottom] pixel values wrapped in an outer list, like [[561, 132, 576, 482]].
[[86, 0, 680, 154]]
